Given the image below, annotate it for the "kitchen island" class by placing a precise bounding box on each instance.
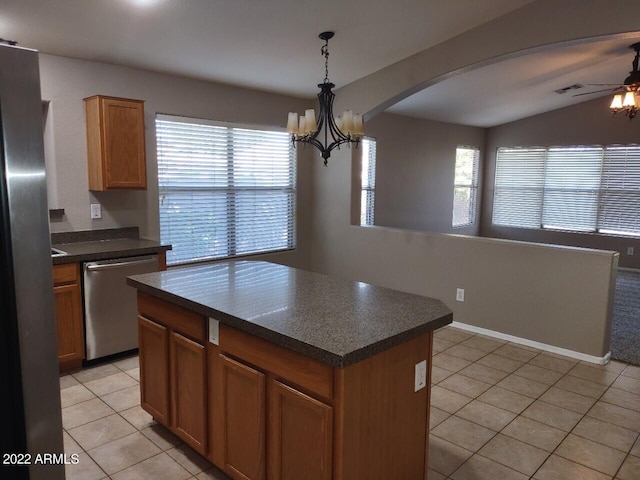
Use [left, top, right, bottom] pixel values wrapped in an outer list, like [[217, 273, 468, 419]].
[[127, 260, 452, 480]]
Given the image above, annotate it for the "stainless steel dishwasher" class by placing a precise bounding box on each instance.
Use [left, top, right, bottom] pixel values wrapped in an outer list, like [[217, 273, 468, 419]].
[[83, 255, 159, 360]]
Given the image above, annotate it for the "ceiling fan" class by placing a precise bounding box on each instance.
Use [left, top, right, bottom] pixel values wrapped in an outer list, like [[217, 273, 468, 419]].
[[573, 41, 640, 119]]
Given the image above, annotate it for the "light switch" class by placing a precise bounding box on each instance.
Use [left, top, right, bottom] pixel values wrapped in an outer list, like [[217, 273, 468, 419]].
[[90, 203, 102, 219]]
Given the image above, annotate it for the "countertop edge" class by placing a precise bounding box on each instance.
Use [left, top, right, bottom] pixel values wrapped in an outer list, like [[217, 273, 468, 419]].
[[126, 276, 453, 368], [52, 244, 172, 265]]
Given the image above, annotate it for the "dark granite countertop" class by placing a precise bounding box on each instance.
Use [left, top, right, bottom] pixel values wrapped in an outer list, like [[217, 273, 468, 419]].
[[52, 238, 171, 265], [127, 260, 452, 368]]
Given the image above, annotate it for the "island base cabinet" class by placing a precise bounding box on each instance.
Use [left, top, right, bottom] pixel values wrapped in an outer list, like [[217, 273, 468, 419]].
[[138, 316, 170, 425], [137, 292, 209, 456], [170, 331, 207, 456], [207, 323, 432, 480], [268, 380, 333, 480], [214, 354, 266, 480], [333, 332, 432, 480], [137, 293, 435, 480], [210, 349, 333, 480]]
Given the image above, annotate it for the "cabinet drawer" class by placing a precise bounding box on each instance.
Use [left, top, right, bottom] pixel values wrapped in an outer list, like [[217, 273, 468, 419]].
[[53, 263, 79, 286], [220, 324, 333, 401], [138, 291, 206, 343]]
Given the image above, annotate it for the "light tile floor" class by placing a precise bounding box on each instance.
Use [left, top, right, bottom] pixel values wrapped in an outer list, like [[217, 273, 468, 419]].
[[60, 355, 230, 480], [428, 326, 640, 480], [59, 326, 640, 480]]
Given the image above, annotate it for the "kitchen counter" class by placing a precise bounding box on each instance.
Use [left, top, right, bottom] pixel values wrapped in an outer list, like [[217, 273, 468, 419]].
[[127, 260, 452, 367], [129, 259, 451, 478], [52, 237, 171, 265], [51, 227, 170, 265]]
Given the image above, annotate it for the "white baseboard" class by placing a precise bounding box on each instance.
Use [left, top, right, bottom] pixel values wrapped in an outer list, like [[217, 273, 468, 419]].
[[618, 267, 640, 273], [450, 321, 612, 365]]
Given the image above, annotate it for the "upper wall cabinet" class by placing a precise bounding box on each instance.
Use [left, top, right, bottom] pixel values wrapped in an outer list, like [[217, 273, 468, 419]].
[[84, 95, 147, 191]]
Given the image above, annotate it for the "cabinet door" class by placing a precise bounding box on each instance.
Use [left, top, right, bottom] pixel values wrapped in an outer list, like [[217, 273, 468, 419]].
[[101, 97, 146, 189], [138, 316, 170, 425], [219, 354, 266, 480], [269, 380, 333, 480], [170, 331, 207, 455], [53, 283, 84, 365]]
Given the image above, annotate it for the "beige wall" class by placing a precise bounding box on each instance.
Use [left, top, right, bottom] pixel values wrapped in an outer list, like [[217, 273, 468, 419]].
[[481, 95, 640, 268], [311, 147, 617, 358], [39, 54, 313, 269], [308, 1, 635, 358], [365, 113, 484, 235]]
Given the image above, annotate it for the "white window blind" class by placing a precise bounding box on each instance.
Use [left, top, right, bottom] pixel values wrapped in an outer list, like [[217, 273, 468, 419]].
[[360, 138, 376, 226], [493, 144, 640, 237], [156, 115, 296, 265], [542, 147, 602, 232], [452, 147, 480, 227], [599, 145, 640, 236]]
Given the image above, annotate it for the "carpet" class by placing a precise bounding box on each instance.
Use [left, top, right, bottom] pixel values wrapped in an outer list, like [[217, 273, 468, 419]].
[[610, 270, 640, 366]]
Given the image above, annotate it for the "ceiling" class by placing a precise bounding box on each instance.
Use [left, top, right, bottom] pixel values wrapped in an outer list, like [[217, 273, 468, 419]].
[[1, 0, 638, 127], [0, 0, 532, 97], [387, 34, 640, 127]]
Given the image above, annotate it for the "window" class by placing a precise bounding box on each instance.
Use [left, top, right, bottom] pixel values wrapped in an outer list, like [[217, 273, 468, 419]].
[[599, 146, 640, 235], [360, 138, 377, 226], [541, 147, 601, 232], [156, 115, 296, 265], [493, 144, 640, 237], [452, 147, 480, 227]]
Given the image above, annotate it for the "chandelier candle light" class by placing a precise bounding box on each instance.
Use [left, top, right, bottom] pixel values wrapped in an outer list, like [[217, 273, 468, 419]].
[[286, 32, 364, 166]]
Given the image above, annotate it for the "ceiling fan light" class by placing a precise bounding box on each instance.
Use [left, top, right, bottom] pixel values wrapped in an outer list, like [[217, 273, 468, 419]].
[[623, 91, 637, 107], [610, 94, 623, 110]]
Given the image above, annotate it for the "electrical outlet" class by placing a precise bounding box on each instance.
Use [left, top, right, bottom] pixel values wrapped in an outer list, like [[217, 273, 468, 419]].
[[628, 247, 635, 256], [208, 318, 219, 345], [90, 203, 102, 219], [414, 360, 427, 392], [456, 288, 465, 302]]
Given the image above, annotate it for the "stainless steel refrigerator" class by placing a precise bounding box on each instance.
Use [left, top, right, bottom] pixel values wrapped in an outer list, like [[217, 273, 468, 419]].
[[0, 44, 64, 479]]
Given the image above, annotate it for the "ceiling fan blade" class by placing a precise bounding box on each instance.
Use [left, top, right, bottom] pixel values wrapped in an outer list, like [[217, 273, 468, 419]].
[[572, 88, 616, 97], [584, 83, 626, 87]]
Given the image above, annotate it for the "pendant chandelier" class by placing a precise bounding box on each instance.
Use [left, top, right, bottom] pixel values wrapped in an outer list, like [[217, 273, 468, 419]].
[[286, 32, 363, 166], [609, 42, 640, 120]]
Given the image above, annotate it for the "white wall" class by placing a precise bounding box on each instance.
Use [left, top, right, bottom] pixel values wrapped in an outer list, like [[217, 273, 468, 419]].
[[39, 54, 313, 268]]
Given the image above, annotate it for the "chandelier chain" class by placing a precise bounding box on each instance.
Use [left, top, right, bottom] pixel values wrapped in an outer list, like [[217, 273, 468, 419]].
[[322, 40, 330, 84]]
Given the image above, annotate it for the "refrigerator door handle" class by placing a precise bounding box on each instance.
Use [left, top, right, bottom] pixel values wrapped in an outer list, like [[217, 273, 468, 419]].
[[85, 257, 157, 271]]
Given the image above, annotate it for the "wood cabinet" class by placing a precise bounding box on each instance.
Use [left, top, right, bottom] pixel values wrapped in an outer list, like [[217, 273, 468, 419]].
[[209, 323, 335, 480], [138, 316, 169, 424], [137, 292, 207, 455], [138, 292, 434, 480], [170, 331, 207, 454], [269, 380, 333, 480], [53, 263, 84, 371], [216, 354, 266, 480], [84, 95, 147, 191]]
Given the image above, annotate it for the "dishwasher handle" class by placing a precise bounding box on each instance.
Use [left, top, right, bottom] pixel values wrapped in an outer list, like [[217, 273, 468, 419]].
[[85, 257, 158, 272]]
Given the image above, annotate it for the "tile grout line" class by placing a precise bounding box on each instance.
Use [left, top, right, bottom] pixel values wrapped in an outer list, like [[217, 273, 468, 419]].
[[529, 357, 634, 479], [431, 328, 639, 479]]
